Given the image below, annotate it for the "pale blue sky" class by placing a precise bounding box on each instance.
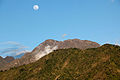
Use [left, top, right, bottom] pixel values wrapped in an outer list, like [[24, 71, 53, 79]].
[[0, 0, 120, 57]]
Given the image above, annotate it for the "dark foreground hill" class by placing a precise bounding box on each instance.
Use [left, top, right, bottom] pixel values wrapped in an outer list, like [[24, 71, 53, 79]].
[[0, 44, 120, 80]]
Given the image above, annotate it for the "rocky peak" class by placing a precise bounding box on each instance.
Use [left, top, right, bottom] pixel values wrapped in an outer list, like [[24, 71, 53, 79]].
[[0, 56, 3, 60], [0, 56, 8, 69], [41, 39, 58, 46], [31, 39, 100, 60], [4, 56, 15, 63]]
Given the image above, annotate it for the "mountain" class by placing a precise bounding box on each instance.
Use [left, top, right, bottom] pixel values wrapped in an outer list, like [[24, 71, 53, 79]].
[[0, 39, 100, 70], [32, 39, 100, 60], [4, 56, 15, 63], [0, 44, 120, 80], [0, 56, 14, 69], [0, 56, 8, 69]]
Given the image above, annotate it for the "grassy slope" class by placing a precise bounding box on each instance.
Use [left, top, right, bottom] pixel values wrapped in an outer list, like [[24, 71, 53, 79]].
[[0, 44, 120, 80]]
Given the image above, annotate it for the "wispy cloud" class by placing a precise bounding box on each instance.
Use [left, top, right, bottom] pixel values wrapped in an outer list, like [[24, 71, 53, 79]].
[[0, 41, 28, 48], [15, 50, 30, 56], [62, 34, 67, 38], [0, 41, 29, 57]]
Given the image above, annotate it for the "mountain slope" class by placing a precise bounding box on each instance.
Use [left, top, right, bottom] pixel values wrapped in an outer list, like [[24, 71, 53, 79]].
[[4, 56, 14, 63], [0, 39, 100, 70], [0, 44, 120, 80], [0, 56, 8, 69], [0, 56, 14, 69]]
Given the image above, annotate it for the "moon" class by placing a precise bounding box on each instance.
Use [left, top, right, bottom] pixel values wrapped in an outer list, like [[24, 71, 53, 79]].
[[33, 5, 39, 10]]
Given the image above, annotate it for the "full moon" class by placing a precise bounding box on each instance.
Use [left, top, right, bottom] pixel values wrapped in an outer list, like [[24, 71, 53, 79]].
[[33, 5, 39, 10]]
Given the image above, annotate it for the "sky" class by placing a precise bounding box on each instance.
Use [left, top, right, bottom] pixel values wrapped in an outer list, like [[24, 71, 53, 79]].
[[0, 0, 120, 57]]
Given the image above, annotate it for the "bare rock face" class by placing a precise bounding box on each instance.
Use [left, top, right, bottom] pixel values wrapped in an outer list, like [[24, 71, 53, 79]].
[[0, 56, 14, 69], [32, 39, 100, 53], [0, 39, 100, 70], [32, 39, 100, 60], [4, 56, 15, 63], [0, 56, 8, 69]]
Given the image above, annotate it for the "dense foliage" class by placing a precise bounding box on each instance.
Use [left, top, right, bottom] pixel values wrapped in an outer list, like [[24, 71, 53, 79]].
[[0, 44, 120, 80]]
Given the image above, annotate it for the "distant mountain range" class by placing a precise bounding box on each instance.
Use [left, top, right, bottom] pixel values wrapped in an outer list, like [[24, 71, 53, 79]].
[[0, 44, 120, 80], [0, 39, 100, 70]]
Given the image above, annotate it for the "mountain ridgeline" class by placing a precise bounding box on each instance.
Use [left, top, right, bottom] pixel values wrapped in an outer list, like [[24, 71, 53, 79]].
[[0, 44, 120, 80], [0, 39, 100, 70]]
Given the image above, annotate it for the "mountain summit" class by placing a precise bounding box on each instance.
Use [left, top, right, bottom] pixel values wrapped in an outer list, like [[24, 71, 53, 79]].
[[0, 56, 14, 69], [32, 39, 100, 60]]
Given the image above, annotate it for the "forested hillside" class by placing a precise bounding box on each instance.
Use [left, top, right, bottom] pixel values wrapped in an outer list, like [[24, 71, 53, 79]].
[[0, 44, 120, 80]]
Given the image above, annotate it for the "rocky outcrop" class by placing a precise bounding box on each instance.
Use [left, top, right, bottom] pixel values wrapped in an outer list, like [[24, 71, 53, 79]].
[[4, 56, 15, 63], [0, 56, 14, 69]]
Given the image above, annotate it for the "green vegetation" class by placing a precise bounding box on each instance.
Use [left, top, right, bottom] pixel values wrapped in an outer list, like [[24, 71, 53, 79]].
[[0, 44, 120, 80]]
